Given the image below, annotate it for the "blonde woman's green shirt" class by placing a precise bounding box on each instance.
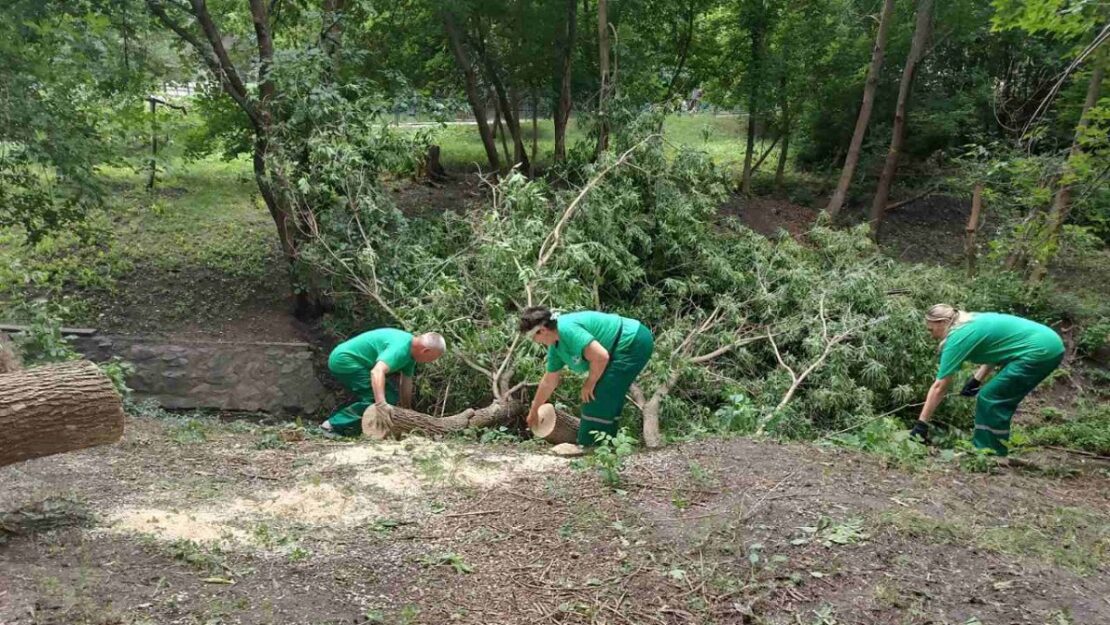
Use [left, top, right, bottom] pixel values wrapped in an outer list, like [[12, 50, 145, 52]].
[[937, 313, 1063, 380]]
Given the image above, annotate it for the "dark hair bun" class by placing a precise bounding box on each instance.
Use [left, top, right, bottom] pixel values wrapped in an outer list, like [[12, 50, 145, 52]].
[[519, 306, 554, 333]]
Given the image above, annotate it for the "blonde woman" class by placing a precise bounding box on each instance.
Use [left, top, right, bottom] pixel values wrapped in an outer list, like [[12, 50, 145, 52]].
[[912, 305, 1064, 455]]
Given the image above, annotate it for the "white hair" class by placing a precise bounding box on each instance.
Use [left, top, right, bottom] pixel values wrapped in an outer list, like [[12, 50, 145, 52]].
[[417, 332, 446, 353]]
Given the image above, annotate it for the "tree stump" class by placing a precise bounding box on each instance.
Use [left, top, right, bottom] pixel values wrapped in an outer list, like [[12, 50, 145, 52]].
[[530, 403, 580, 445], [424, 144, 448, 182], [0, 361, 125, 467], [0, 332, 21, 374]]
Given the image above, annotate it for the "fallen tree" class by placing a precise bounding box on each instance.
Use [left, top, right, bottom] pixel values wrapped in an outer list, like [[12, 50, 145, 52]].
[[0, 360, 125, 467]]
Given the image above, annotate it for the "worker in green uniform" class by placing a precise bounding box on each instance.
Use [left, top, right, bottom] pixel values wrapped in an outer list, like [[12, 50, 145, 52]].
[[519, 306, 654, 448], [910, 304, 1064, 456], [320, 328, 446, 437]]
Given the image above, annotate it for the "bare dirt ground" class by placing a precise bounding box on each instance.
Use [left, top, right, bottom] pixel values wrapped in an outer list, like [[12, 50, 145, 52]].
[[3, 416, 1107, 625]]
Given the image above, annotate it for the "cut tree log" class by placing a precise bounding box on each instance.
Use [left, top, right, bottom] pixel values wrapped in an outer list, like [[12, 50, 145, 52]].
[[0, 361, 125, 467], [361, 398, 527, 440], [530, 403, 580, 445]]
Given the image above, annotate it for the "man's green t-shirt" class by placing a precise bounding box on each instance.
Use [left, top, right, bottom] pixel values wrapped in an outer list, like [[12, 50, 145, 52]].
[[330, 328, 416, 376], [546, 311, 642, 374], [937, 313, 1063, 380]]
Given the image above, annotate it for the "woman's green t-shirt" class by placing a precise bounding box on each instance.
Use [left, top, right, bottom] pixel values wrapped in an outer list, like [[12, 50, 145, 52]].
[[546, 311, 641, 374], [936, 313, 1063, 380]]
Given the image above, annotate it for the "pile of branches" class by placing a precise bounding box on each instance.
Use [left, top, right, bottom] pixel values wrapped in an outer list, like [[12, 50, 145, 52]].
[[294, 114, 975, 443]]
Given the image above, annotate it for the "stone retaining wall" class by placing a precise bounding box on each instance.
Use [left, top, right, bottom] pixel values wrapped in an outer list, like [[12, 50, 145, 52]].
[[72, 335, 329, 415]]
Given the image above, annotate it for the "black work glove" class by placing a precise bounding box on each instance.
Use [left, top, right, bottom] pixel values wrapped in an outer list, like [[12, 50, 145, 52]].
[[909, 420, 930, 444], [960, 377, 982, 397]]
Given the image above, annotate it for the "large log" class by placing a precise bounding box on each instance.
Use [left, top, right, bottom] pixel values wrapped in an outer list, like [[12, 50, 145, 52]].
[[0, 361, 125, 467], [362, 398, 530, 440]]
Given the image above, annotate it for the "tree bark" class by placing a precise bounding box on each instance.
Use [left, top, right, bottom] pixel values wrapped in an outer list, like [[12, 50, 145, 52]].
[[869, 0, 934, 240], [475, 26, 531, 173], [554, 0, 578, 163], [595, 0, 611, 156], [965, 182, 984, 277], [443, 10, 501, 172], [1029, 52, 1104, 284], [825, 0, 896, 218], [0, 361, 125, 467]]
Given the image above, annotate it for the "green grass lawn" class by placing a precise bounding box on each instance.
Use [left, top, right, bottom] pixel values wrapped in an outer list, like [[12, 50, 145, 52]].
[[0, 157, 280, 328], [424, 113, 769, 174]]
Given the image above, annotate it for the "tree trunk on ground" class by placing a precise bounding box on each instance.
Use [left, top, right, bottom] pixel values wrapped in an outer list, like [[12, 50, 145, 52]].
[[1029, 52, 1104, 284], [443, 11, 501, 172], [595, 0, 611, 156], [826, 0, 896, 218], [965, 183, 984, 277], [363, 398, 532, 440], [554, 0, 577, 163], [0, 361, 125, 467], [869, 0, 934, 240]]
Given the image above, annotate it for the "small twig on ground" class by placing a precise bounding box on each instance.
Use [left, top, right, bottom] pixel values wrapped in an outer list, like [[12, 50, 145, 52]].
[[443, 509, 503, 519], [1038, 445, 1110, 462]]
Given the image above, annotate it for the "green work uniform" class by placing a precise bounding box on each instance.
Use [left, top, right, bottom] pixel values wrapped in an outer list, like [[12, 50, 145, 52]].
[[937, 313, 1064, 456], [546, 311, 655, 446], [325, 328, 416, 437]]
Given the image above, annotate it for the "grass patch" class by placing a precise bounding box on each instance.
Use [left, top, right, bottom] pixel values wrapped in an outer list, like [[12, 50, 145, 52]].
[[1020, 400, 1110, 456], [0, 156, 279, 328], [881, 507, 1109, 574]]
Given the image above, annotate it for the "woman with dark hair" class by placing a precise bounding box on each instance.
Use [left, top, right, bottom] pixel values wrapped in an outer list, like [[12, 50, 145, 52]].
[[911, 304, 1064, 456], [519, 306, 654, 447]]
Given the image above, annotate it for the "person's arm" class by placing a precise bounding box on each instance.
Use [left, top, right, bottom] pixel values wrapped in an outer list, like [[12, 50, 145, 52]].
[[399, 374, 413, 409], [580, 340, 610, 402], [973, 365, 992, 382], [370, 361, 391, 405], [527, 371, 562, 427], [917, 376, 953, 424]]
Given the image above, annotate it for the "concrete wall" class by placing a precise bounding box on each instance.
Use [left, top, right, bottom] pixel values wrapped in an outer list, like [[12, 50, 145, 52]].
[[72, 335, 329, 415]]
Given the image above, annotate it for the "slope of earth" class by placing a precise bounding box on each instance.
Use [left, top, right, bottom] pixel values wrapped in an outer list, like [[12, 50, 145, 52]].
[[2, 415, 1107, 625]]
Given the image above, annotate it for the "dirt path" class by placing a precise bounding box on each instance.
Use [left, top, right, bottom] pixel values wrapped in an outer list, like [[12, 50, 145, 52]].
[[2, 416, 1106, 625]]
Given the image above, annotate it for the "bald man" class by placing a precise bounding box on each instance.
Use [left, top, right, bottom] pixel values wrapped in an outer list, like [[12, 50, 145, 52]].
[[321, 328, 446, 437]]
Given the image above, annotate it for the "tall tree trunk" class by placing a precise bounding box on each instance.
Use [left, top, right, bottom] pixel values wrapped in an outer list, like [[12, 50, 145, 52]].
[[1029, 52, 1104, 284], [553, 0, 578, 163], [443, 11, 501, 172], [869, 0, 934, 240], [493, 96, 510, 164], [740, 24, 764, 195], [531, 91, 539, 176], [0, 361, 125, 467], [826, 0, 896, 218], [775, 122, 790, 192], [660, 2, 696, 103], [595, 0, 611, 156], [511, 89, 525, 166], [481, 58, 530, 172], [965, 182, 984, 278]]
